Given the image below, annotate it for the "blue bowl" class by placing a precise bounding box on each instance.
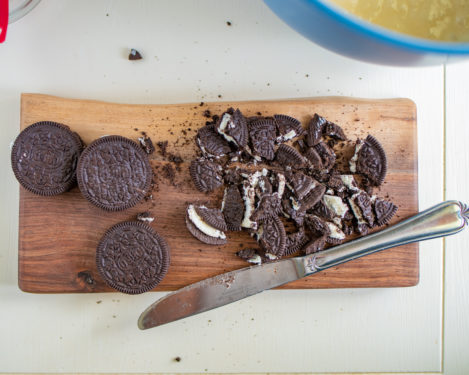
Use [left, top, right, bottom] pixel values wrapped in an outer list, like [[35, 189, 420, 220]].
[[264, 0, 469, 66]]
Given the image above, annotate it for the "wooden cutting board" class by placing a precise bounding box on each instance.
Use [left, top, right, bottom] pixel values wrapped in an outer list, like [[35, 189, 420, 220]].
[[18, 93, 418, 293]]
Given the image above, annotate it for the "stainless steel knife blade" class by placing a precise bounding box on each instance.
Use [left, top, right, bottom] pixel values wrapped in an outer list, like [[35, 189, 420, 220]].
[[138, 200, 468, 329]]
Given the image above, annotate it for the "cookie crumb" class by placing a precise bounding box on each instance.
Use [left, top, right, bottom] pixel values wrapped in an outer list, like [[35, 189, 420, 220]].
[[226, 21, 232, 26], [129, 49, 142, 60], [174, 356, 181, 362]]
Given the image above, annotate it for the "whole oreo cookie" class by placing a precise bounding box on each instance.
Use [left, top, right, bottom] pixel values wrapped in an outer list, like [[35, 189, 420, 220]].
[[96, 221, 170, 294], [77, 135, 152, 211], [11, 121, 83, 196]]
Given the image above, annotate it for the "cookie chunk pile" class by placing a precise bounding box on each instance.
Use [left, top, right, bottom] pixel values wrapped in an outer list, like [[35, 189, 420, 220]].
[[187, 108, 397, 264]]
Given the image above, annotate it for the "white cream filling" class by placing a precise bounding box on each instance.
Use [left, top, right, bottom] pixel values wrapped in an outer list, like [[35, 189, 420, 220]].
[[221, 187, 228, 212], [326, 221, 345, 240], [349, 141, 363, 173], [333, 217, 342, 228], [138, 217, 154, 223], [265, 253, 278, 260], [326, 188, 334, 195], [276, 173, 286, 198], [241, 184, 257, 229], [290, 196, 301, 211], [348, 193, 366, 225], [188, 205, 226, 239], [217, 113, 237, 145], [278, 129, 297, 142], [323, 194, 348, 218], [341, 175, 359, 191], [247, 254, 262, 265]]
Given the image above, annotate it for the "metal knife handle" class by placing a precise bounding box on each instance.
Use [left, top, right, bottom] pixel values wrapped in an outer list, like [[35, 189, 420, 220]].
[[304, 200, 469, 274]]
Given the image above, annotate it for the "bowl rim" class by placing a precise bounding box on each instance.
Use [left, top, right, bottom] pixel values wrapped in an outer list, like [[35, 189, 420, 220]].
[[309, 0, 469, 54]]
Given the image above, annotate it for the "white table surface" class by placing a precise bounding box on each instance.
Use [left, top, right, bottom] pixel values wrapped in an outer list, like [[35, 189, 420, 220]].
[[0, 1, 468, 374]]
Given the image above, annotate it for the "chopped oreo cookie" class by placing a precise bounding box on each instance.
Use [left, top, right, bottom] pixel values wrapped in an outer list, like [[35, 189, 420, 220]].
[[256, 216, 286, 258], [304, 147, 323, 170], [313, 141, 336, 171], [275, 144, 306, 169], [236, 248, 262, 265], [216, 108, 248, 149], [197, 124, 231, 157], [249, 119, 276, 160], [373, 197, 398, 226], [138, 134, 155, 155], [284, 228, 309, 256], [348, 191, 374, 226], [137, 211, 155, 223], [274, 114, 303, 143], [349, 135, 387, 186], [187, 107, 399, 262], [323, 121, 346, 141], [222, 185, 245, 231], [306, 114, 327, 147], [185, 204, 227, 245], [189, 157, 223, 193]]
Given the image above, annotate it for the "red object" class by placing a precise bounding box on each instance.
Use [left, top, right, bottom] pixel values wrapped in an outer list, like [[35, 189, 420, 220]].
[[0, 0, 8, 43]]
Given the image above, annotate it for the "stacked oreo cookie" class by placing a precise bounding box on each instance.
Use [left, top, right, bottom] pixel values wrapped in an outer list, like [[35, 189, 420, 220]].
[[188, 109, 397, 264]]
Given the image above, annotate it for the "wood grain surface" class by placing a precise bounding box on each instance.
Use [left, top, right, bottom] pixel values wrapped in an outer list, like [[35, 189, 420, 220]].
[[18, 93, 418, 293]]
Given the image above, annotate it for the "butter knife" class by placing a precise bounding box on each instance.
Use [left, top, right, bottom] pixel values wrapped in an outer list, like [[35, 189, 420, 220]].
[[138, 200, 469, 329]]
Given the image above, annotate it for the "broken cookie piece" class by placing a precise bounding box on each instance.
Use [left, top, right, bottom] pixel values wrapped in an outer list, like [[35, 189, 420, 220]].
[[349, 135, 387, 186], [216, 107, 248, 149], [189, 157, 223, 193], [197, 124, 231, 158], [274, 114, 303, 143], [138, 134, 155, 155], [137, 211, 155, 223], [185, 204, 227, 245], [222, 185, 245, 231]]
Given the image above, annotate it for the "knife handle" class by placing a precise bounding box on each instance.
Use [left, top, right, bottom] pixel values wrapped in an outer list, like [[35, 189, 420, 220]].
[[305, 200, 468, 273]]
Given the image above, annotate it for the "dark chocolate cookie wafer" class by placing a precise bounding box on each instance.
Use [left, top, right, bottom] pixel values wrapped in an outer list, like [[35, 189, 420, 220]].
[[251, 194, 282, 221], [257, 215, 286, 257], [323, 121, 346, 141], [185, 211, 227, 245], [304, 147, 323, 170], [249, 119, 276, 160], [11, 121, 83, 196], [197, 124, 231, 157], [300, 183, 326, 212], [351, 191, 374, 226], [190, 157, 223, 193], [353, 135, 387, 186], [306, 113, 327, 147], [222, 185, 244, 231], [313, 141, 336, 171], [274, 114, 303, 142], [286, 171, 316, 201], [194, 205, 227, 231], [77, 135, 152, 211], [284, 228, 309, 256], [216, 108, 248, 148], [275, 144, 306, 169], [96, 221, 170, 294], [302, 236, 326, 255], [236, 248, 262, 264], [373, 197, 398, 226]]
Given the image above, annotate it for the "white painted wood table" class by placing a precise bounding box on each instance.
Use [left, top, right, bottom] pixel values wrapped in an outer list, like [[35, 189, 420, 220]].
[[0, 1, 468, 374]]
